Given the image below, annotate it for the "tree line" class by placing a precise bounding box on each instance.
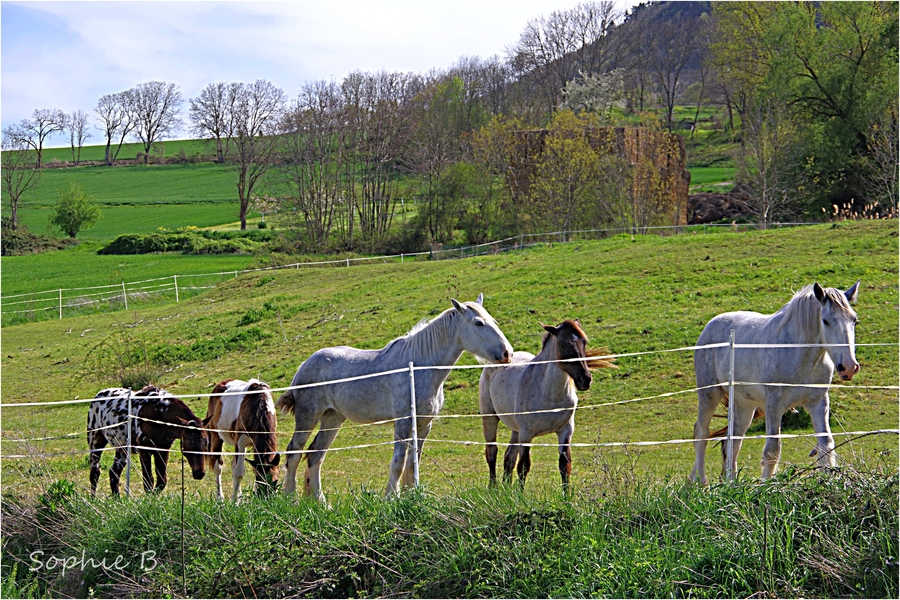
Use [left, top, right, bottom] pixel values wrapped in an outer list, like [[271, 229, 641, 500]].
[[3, 1, 897, 247]]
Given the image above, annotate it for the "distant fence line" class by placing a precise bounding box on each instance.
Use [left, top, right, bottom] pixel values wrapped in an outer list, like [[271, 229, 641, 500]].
[[1, 222, 817, 323]]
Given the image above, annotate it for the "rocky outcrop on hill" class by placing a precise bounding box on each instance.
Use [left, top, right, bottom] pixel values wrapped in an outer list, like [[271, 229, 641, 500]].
[[688, 192, 752, 224]]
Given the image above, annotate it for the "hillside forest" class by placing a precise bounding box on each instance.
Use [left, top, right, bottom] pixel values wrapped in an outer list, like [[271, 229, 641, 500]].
[[2, 1, 898, 256]]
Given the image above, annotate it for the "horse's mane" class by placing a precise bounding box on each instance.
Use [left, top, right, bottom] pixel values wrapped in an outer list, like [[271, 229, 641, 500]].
[[384, 302, 494, 361], [538, 320, 616, 370], [771, 284, 854, 334]]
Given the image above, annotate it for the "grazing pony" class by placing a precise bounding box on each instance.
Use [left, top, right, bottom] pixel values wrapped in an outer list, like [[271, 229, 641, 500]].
[[278, 294, 513, 500], [204, 378, 279, 498], [87, 385, 209, 495], [479, 320, 614, 489], [690, 281, 860, 484]]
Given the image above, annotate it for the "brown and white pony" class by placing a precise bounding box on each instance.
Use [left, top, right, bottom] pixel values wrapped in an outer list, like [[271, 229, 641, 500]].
[[87, 385, 209, 496], [204, 379, 279, 498]]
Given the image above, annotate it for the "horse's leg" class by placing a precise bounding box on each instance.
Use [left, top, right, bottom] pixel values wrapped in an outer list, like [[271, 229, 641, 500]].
[[690, 385, 723, 486], [154, 449, 170, 491], [232, 436, 249, 500], [139, 449, 154, 492], [210, 435, 224, 499], [306, 411, 345, 501], [806, 392, 836, 468], [88, 434, 107, 496], [482, 414, 501, 487], [109, 448, 128, 496], [721, 401, 757, 480], [557, 421, 575, 492], [516, 432, 533, 487], [502, 430, 520, 484], [283, 404, 320, 496], [401, 419, 433, 489], [761, 405, 785, 479], [387, 415, 414, 498]]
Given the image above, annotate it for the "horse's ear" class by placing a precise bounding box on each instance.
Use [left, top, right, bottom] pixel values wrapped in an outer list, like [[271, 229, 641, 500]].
[[451, 298, 465, 313], [845, 280, 860, 304], [813, 283, 826, 303], [475, 293, 484, 305], [541, 322, 559, 335]]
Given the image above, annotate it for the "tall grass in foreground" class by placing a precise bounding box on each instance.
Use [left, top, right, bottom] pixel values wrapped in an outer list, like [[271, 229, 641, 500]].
[[3, 465, 896, 598]]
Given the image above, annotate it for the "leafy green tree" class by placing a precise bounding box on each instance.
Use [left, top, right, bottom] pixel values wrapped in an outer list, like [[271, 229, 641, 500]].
[[49, 183, 101, 238]]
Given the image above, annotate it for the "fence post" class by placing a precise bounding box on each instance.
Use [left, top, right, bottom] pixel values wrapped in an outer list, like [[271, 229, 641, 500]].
[[174, 275, 179, 303], [408, 361, 419, 488], [726, 329, 736, 482], [400, 253, 404, 263], [346, 258, 350, 267], [58, 289, 63, 320], [126, 390, 133, 498], [122, 282, 128, 311]]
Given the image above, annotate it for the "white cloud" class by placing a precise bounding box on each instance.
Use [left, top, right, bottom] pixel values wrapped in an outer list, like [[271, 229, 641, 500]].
[[2, 0, 638, 138]]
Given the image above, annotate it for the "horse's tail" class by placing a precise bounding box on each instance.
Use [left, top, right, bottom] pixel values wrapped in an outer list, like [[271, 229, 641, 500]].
[[275, 390, 295, 416], [585, 347, 617, 370]]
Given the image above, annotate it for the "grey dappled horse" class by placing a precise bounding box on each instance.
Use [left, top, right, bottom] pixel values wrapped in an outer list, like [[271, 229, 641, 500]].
[[690, 281, 860, 484], [277, 295, 513, 500]]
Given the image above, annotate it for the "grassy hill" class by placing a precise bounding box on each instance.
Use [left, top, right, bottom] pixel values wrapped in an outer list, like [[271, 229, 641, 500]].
[[2, 220, 896, 499]]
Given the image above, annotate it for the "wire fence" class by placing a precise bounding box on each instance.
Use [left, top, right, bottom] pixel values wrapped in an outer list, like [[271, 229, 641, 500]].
[[1, 222, 819, 326], [2, 340, 897, 495]]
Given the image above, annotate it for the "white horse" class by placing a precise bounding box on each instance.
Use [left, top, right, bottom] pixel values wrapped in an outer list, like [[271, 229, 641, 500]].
[[277, 294, 513, 500], [479, 320, 613, 490], [690, 281, 860, 484]]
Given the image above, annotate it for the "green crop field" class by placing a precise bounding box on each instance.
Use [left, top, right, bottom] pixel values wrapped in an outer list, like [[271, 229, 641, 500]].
[[2, 221, 896, 498], [40, 139, 214, 165]]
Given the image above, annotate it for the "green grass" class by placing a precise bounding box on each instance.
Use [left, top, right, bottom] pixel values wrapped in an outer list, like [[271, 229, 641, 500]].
[[1, 221, 896, 501], [688, 166, 735, 186], [41, 139, 215, 165], [2, 468, 896, 598]]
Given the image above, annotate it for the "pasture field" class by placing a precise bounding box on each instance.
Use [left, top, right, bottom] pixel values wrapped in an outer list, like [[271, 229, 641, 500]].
[[1, 220, 897, 597], [1, 220, 896, 494], [40, 139, 214, 165]]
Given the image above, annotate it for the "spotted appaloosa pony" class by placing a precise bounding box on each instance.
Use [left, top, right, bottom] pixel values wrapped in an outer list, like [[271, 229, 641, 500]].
[[204, 378, 279, 499], [479, 320, 614, 490], [87, 385, 209, 496], [691, 281, 861, 484]]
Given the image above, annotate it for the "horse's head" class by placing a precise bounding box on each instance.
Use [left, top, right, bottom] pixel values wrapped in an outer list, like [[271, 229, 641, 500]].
[[451, 294, 513, 364], [178, 417, 210, 480], [813, 280, 860, 381], [542, 320, 592, 391]]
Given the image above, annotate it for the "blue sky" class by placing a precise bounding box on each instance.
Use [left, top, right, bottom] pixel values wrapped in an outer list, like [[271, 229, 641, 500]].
[[1, 1, 638, 144]]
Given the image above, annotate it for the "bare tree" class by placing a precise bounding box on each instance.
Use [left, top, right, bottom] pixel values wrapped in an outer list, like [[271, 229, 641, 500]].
[[231, 80, 287, 230], [277, 80, 348, 249], [66, 110, 92, 165], [861, 110, 899, 211], [129, 81, 184, 162], [6, 108, 67, 168], [643, 13, 699, 132], [1, 134, 41, 231], [95, 91, 136, 166], [508, 1, 621, 116], [189, 82, 240, 163], [341, 71, 419, 247], [734, 98, 804, 228]]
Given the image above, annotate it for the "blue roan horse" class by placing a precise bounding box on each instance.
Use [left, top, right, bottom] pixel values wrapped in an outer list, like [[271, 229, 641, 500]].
[[277, 295, 513, 500], [690, 281, 860, 484]]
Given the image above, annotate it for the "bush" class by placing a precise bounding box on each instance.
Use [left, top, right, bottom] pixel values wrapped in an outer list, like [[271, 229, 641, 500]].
[[0, 224, 78, 256], [49, 183, 102, 238], [98, 230, 264, 255]]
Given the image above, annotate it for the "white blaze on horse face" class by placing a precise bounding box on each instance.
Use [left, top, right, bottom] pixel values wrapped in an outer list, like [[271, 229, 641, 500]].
[[819, 289, 860, 381], [455, 300, 513, 364]]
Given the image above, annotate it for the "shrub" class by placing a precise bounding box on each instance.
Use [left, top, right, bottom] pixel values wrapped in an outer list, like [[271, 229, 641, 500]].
[[48, 183, 102, 238]]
